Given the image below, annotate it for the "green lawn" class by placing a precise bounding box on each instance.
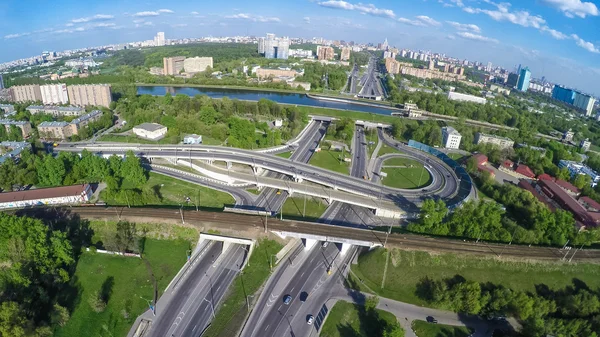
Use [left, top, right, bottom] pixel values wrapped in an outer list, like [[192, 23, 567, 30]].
[[320, 300, 400, 337], [296, 106, 399, 125], [88, 220, 199, 244], [377, 144, 401, 157], [100, 172, 235, 210], [349, 248, 600, 307], [282, 196, 328, 221], [246, 188, 261, 195], [276, 151, 293, 159], [203, 239, 283, 337], [53, 239, 189, 337], [309, 150, 350, 175], [412, 320, 473, 337], [381, 158, 432, 189], [447, 153, 466, 162]]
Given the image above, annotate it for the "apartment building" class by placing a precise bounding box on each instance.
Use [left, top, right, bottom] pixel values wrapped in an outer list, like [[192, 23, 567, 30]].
[[474, 132, 515, 150], [67, 84, 112, 108], [163, 56, 186, 75], [37, 110, 102, 139], [183, 57, 213, 73], [256, 68, 297, 80], [26, 105, 84, 117], [447, 92, 487, 105], [442, 126, 462, 149], [317, 46, 334, 60], [9, 84, 42, 102], [40, 84, 69, 105], [340, 47, 351, 61], [0, 120, 32, 138]]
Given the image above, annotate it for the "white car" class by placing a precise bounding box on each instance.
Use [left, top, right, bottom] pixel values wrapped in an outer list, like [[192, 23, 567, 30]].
[[307, 315, 314, 325]]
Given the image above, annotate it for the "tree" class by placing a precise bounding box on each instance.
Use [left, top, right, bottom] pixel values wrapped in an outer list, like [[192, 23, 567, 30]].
[[0, 302, 26, 337], [50, 304, 70, 327], [115, 221, 138, 253], [36, 155, 66, 187], [573, 174, 592, 189], [88, 290, 107, 313], [365, 296, 379, 313], [382, 322, 405, 337], [120, 151, 147, 187]]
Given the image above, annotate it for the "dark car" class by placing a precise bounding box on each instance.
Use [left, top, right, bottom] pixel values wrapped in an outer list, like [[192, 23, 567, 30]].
[[283, 295, 292, 305], [426, 316, 438, 323], [300, 291, 309, 302]]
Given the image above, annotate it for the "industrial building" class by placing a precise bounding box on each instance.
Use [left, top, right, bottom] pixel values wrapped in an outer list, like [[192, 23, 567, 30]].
[[0, 184, 92, 209], [40, 84, 69, 105], [447, 92, 487, 105], [9, 84, 42, 103], [442, 126, 461, 149], [474, 132, 514, 149], [67, 84, 112, 108], [183, 57, 213, 73], [163, 56, 186, 75], [133, 123, 167, 140], [26, 105, 84, 116]]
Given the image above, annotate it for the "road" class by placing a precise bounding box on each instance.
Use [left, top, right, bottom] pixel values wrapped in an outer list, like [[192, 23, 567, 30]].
[[145, 241, 246, 337], [358, 57, 385, 99], [255, 121, 329, 212]]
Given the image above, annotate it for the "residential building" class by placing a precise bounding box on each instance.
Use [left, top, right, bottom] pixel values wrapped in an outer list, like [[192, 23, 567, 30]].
[[289, 49, 313, 58], [0, 141, 31, 164], [163, 56, 186, 75], [26, 105, 84, 116], [400, 66, 465, 81], [516, 67, 531, 92], [9, 84, 42, 102], [71, 110, 102, 131], [183, 57, 213, 73], [506, 73, 519, 88], [563, 129, 574, 142], [340, 47, 351, 61], [183, 134, 202, 144], [552, 85, 577, 105], [0, 104, 15, 115], [0, 74, 3, 89], [555, 179, 581, 197], [474, 132, 515, 150], [133, 123, 167, 140], [67, 84, 112, 108], [38, 121, 74, 139], [317, 46, 335, 60], [518, 180, 555, 211], [442, 126, 461, 149], [580, 139, 591, 152], [573, 93, 596, 116], [0, 184, 92, 209], [489, 84, 511, 95], [499, 160, 536, 179], [154, 32, 165, 47], [385, 57, 401, 74], [258, 37, 265, 54], [256, 68, 297, 80], [558, 160, 600, 186], [40, 84, 69, 105], [261, 33, 290, 59], [447, 92, 486, 104], [0, 120, 32, 138], [472, 154, 495, 178]]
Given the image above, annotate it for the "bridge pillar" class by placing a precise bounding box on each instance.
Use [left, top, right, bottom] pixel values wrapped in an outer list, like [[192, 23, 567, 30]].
[[294, 176, 303, 183], [253, 166, 264, 175], [206, 160, 214, 165], [340, 243, 351, 256], [302, 238, 317, 251], [226, 161, 232, 169], [288, 188, 294, 196], [257, 185, 264, 191], [222, 241, 232, 254], [327, 197, 333, 204]]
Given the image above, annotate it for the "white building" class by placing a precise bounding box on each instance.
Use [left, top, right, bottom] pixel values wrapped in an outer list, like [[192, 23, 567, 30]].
[[27, 105, 84, 116], [133, 123, 167, 140], [559, 160, 600, 186], [574, 93, 596, 116], [447, 91, 487, 105], [0, 104, 15, 115], [474, 133, 514, 150], [40, 84, 69, 105], [442, 126, 462, 149], [183, 134, 202, 144], [183, 57, 213, 73], [0, 184, 92, 209], [289, 49, 313, 58], [154, 32, 166, 47]]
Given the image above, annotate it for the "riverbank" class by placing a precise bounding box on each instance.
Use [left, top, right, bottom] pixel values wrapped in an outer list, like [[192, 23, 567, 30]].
[[136, 83, 308, 95]]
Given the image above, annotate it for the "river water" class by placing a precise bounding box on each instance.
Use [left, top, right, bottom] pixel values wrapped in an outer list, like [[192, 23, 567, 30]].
[[137, 86, 398, 116]]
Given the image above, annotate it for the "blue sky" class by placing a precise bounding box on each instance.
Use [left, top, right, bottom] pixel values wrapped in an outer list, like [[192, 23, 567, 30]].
[[1, 0, 599, 95]]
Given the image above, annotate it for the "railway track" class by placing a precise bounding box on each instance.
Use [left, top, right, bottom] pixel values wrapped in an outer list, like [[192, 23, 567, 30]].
[[18, 206, 600, 262]]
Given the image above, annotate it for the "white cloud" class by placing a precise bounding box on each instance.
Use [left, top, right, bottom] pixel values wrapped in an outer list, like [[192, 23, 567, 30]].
[[133, 19, 145, 23], [416, 15, 441, 26], [4, 32, 30, 39], [456, 31, 499, 43], [65, 23, 74, 27], [225, 13, 281, 22], [446, 21, 481, 32], [397, 15, 441, 27], [447, 34, 456, 40], [539, 26, 568, 39], [172, 23, 188, 27], [317, 1, 396, 18], [450, 0, 464, 7], [134, 11, 160, 17], [462, 7, 477, 13], [71, 14, 114, 23], [135, 21, 155, 27], [94, 23, 116, 28], [304, 16, 311, 23], [158, 9, 174, 13], [571, 34, 600, 53], [540, 0, 599, 18], [191, 11, 199, 15]]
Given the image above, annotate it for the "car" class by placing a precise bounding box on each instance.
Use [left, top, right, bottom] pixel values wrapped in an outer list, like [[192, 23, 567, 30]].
[[322, 242, 329, 248], [426, 316, 438, 324], [283, 295, 292, 305], [276, 190, 282, 195], [300, 291, 309, 302], [307, 315, 314, 325]]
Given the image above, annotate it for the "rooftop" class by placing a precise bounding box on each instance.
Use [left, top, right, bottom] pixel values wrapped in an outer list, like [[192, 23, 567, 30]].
[[0, 184, 89, 204], [476, 132, 514, 141], [555, 179, 580, 194], [39, 121, 69, 127], [71, 110, 101, 124], [579, 196, 600, 211], [515, 164, 536, 179], [27, 105, 83, 111], [443, 126, 461, 136], [134, 122, 166, 132], [0, 119, 28, 125]]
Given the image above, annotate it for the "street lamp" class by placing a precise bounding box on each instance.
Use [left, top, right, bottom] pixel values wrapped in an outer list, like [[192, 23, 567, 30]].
[[203, 298, 216, 319]]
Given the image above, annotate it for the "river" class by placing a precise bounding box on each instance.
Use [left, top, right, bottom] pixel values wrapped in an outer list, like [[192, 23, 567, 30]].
[[137, 86, 398, 116]]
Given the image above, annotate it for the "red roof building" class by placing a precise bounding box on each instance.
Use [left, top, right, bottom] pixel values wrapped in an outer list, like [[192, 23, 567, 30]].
[[555, 179, 580, 196], [518, 180, 555, 211], [515, 164, 536, 179], [501, 159, 514, 170], [537, 173, 554, 181], [538, 179, 597, 227], [472, 154, 488, 166], [579, 196, 600, 212]]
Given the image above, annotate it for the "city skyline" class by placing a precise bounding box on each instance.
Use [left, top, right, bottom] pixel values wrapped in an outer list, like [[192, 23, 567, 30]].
[[1, 0, 599, 95]]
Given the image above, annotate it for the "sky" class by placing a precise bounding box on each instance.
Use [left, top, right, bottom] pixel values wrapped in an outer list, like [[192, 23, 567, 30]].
[[1, 0, 599, 95]]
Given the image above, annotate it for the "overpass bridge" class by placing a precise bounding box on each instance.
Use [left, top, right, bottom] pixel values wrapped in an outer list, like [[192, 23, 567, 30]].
[[271, 230, 381, 256]]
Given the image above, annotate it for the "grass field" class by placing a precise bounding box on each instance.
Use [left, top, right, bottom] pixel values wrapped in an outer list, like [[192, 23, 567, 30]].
[[276, 151, 293, 158], [101, 172, 235, 210], [246, 188, 261, 195], [53, 239, 189, 337], [320, 300, 400, 337], [381, 158, 432, 189], [203, 239, 283, 337], [88, 220, 199, 244], [377, 144, 401, 157], [281, 196, 328, 221], [349, 248, 600, 307], [309, 150, 350, 175], [412, 320, 473, 337], [296, 106, 399, 125]]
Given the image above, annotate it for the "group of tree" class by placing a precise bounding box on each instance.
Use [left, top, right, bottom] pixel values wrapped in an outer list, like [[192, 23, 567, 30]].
[[409, 197, 600, 246], [326, 117, 355, 146], [296, 62, 351, 91], [416, 276, 600, 337], [113, 94, 308, 149]]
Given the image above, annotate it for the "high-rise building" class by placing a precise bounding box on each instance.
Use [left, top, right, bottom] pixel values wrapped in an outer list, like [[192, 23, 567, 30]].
[[9, 85, 42, 103], [442, 126, 462, 149], [0, 74, 4, 89], [40, 84, 69, 105], [516, 67, 531, 92], [260, 33, 289, 59], [317, 46, 334, 60], [258, 37, 265, 54], [67, 84, 112, 108], [340, 47, 351, 61], [428, 59, 435, 70], [381, 38, 388, 51], [163, 56, 186, 75], [563, 129, 574, 142], [506, 73, 519, 88], [552, 85, 577, 104], [183, 57, 213, 73], [574, 93, 596, 116], [486, 62, 492, 72], [154, 32, 165, 46]]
